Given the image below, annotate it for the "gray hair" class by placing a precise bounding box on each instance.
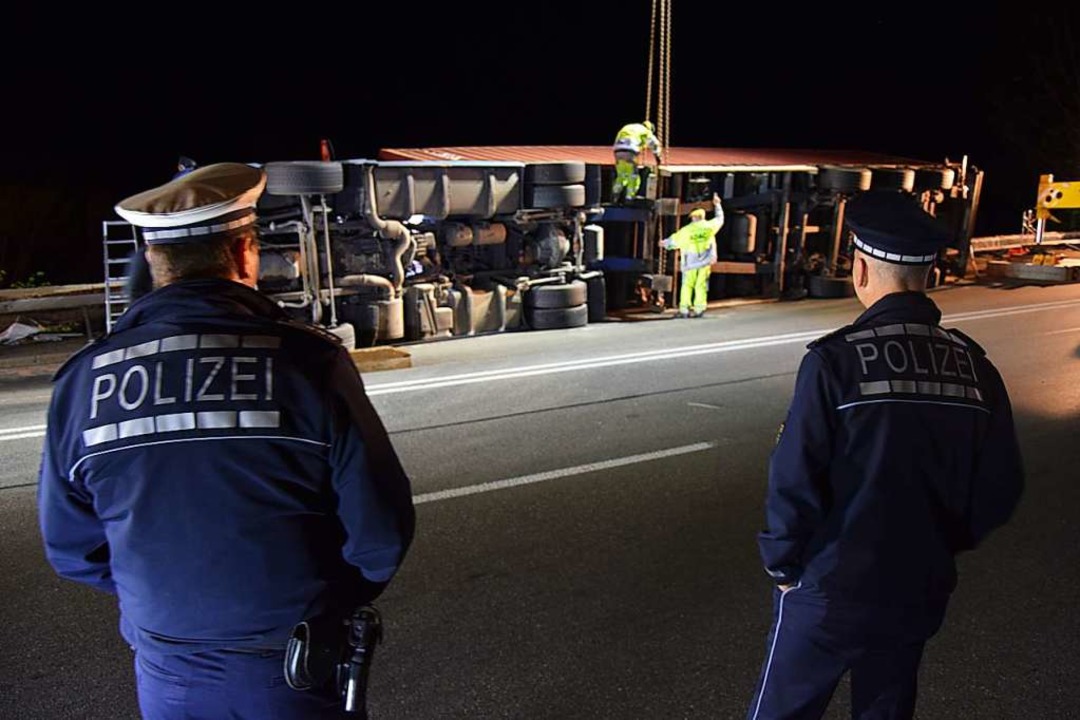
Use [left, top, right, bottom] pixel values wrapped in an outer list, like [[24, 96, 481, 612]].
[[863, 252, 931, 291], [146, 228, 258, 288]]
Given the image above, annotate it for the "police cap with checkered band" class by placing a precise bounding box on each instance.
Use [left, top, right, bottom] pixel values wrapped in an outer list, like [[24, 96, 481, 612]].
[[114, 163, 266, 245], [844, 190, 952, 265]]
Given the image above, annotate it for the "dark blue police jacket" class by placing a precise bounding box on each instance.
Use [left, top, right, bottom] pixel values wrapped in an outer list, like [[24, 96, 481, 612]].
[[38, 279, 415, 654], [759, 291, 1023, 606]]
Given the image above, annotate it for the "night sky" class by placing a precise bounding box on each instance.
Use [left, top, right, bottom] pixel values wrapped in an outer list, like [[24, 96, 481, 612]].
[[1, 1, 1076, 285]]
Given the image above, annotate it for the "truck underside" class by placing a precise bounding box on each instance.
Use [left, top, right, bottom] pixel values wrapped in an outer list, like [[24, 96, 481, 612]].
[[104, 146, 983, 348]]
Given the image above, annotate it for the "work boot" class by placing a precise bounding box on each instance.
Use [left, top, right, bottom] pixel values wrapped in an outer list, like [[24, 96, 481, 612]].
[[690, 309, 705, 318], [675, 308, 690, 319]]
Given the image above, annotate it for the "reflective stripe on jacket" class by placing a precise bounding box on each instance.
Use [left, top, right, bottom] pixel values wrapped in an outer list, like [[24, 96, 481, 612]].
[[613, 123, 661, 155], [758, 292, 1024, 604], [38, 279, 416, 654]]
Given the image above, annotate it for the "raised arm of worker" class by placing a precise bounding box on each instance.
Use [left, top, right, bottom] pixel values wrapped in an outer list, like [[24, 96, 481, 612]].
[[710, 193, 724, 230], [700, 194, 724, 265], [327, 347, 416, 602], [708, 195, 725, 262], [757, 348, 837, 588]]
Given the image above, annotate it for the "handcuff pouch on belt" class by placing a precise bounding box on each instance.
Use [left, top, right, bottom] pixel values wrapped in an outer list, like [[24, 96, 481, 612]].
[[284, 604, 384, 716], [284, 612, 348, 691]]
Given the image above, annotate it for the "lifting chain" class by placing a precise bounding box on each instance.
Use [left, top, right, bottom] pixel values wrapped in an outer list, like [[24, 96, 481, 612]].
[[646, 0, 673, 151]]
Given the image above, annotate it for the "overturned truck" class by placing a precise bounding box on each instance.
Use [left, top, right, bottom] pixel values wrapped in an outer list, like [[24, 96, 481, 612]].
[[253, 157, 605, 349], [104, 146, 982, 348]]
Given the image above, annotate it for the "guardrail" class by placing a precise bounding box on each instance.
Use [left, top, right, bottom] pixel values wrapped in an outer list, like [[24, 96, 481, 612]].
[[969, 231, 1080, 253], [0, 285, 105, 315]]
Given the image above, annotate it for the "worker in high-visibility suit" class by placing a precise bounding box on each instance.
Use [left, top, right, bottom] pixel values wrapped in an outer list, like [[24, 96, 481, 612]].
[[612, 120, 663, 203], [660, 194, 724, 317]]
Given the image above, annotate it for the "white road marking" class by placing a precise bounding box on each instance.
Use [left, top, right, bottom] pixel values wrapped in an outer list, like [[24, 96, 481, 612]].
[[1042, 326, 1080, 336], [0, 424, 46, 442], [5, 297, 1080, 441], [0, 431, 46, 441], [413, 442, 716, 504], [944, 299, 1080, 322], [367, 298, 1080, 396], [687, 402, 722, 410], [368, 329, 826, 396], [0, 424, 46, 435]]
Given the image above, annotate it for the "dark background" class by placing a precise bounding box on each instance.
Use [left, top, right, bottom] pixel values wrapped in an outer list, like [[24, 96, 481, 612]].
[[1, 1, 1077, 286]]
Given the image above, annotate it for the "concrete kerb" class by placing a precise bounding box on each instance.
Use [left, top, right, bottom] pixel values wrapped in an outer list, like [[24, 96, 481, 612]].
[[0, 338, 88, 381]]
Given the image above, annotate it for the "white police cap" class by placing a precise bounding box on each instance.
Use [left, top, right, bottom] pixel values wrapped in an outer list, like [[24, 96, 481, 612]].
[[844, 190, 952, 265], [115, 162, 266, 245]]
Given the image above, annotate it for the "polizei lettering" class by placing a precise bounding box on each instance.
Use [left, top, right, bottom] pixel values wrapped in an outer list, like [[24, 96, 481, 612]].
[[853, 339, 977, 383], [91, 355, 274, 420], [81, 335, 284, 448], [846, 326, 986, 405]]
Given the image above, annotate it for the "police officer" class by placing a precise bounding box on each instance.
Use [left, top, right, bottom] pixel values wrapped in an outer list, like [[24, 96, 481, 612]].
[[745, 191, 1024, 719], [660, 193, 724, 317], [611, 120, 663, 203], [37, 162, 416, 719]]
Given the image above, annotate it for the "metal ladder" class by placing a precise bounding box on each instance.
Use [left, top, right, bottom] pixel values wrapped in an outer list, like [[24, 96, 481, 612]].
[[102, 220, 140, 332]]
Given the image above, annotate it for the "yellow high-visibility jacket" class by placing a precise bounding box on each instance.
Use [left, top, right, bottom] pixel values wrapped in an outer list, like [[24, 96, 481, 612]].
[[613, 123, 662, 156], [662, 211, 724, 271]]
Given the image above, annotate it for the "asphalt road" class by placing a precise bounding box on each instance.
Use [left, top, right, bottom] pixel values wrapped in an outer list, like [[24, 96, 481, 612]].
[[2, 283, 1078, 719]]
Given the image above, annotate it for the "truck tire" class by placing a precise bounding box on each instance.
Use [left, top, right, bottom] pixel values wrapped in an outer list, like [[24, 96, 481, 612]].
[[523, 162, 586, 186], [913, 167, 956, 191], [584, 164, 602, 206], [524, 280, 588, 309], [265, 161, 345, 196], [586, 275, 607, 322], [807, 275, 855, 299], [525, 184, 586, 209], [818, 167, 871, 193], [525, 303, 588, 330], [869, 168, 915, 193]]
